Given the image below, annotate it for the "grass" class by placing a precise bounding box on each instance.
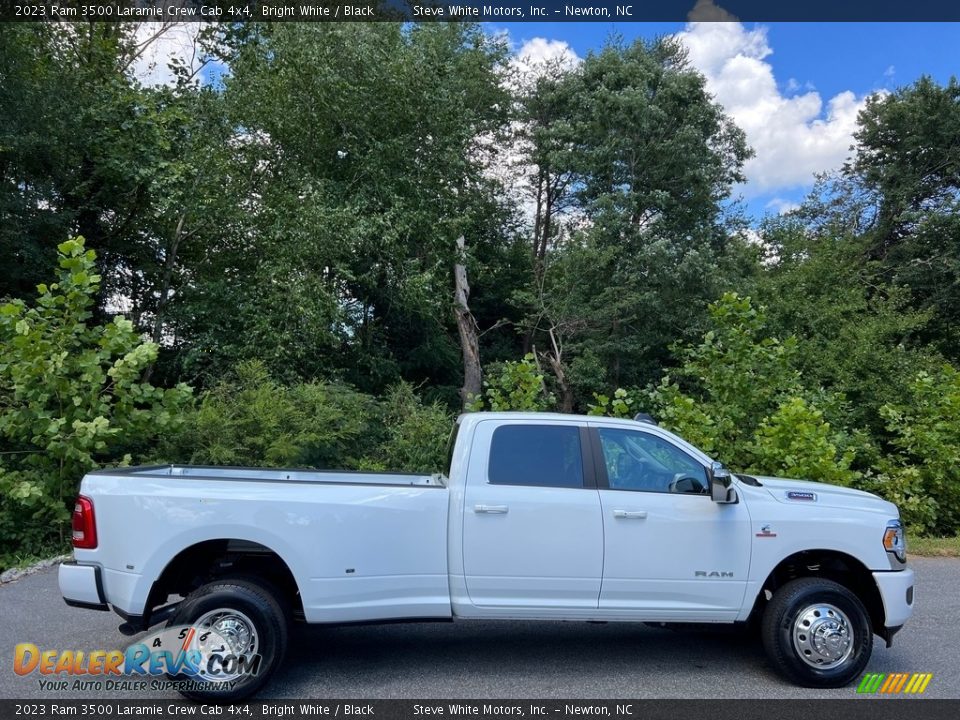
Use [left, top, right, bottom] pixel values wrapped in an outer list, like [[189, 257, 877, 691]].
[[0, 540, 71, 575], [908, 535, 960, 557]]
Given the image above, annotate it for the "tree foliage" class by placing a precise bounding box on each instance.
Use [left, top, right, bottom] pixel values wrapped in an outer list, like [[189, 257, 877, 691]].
[[161, 362, 452, 475], [516, 36, 756, 399], [2, 25, 960, 558], [871, 367, 960, 535], [171, 23, 519, 394], [468, 353, 556, 412], [754, 215, 937, 435], [0, 238, 192, 567], [637, 294, 859, 486]]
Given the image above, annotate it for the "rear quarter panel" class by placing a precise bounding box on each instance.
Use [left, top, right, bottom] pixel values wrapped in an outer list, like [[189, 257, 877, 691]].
[[77, 472, 452, 623]]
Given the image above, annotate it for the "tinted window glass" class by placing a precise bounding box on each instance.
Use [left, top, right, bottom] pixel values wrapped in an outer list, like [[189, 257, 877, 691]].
[[598, 428, 708, 494], [488, 425, 584, 488]]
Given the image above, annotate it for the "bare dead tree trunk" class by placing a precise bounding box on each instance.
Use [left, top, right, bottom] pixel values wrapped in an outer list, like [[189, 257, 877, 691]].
[[537, 180, 553, 285], [542, 326, 573, 413], [142, 210, 188, 384], [454, 235, 482, 409], [523, 172, 547, 355]]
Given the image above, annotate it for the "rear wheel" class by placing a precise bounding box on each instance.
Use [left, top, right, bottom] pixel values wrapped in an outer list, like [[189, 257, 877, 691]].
[[166, 578, 289, 702], [761, 577, 872, 687]]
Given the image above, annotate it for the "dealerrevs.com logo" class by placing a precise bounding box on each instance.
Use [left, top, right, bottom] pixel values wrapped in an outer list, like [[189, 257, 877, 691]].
[[13, 624, 261, 693]]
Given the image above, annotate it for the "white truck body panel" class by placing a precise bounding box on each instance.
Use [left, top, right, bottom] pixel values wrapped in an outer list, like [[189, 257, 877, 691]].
[[61, 412, 914, 636], [73, 467, 451, 623], [460, 417, 604, 609]]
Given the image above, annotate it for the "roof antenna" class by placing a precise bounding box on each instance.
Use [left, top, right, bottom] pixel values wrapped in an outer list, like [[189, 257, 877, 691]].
[[633, 413, 657, 425]]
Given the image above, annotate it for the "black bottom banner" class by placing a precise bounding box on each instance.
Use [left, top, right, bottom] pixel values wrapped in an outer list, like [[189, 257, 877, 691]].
[[1, 700, 958, 720]]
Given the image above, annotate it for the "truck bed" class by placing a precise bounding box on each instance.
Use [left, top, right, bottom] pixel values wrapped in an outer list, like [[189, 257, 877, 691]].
[[97, 464, 445, 487], [75, 463, 452, 624]]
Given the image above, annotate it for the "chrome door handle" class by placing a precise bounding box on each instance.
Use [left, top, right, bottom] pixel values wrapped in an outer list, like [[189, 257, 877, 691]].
[[613, 509, 648, 519], [474, 504, 509, 514]]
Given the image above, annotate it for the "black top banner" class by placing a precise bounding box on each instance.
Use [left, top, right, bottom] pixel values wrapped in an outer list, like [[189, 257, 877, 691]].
[[1, 0, 959, 22]]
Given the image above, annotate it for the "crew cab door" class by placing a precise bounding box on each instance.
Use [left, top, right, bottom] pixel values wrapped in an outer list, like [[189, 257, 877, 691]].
[[461, 420, 603, 609], [590, 424, 751, 620]]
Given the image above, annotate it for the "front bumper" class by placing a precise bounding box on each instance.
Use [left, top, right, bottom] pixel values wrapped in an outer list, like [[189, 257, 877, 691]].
[[58, 561, 109, 611], [873, 567, 915, 629]]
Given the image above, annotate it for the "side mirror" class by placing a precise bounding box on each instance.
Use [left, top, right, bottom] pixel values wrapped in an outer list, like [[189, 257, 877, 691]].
[[710, 461, 737, 503]]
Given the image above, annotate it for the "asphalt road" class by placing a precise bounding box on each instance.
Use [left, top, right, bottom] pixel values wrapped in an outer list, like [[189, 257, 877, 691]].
[[1, 558, 958, 700]]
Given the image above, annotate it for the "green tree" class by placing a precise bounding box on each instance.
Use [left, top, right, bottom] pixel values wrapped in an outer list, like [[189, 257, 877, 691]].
[[468, 353, 555, 411], [643, 293, 859, 485], [0, 22, 240, 390], [519, 36, 756, 402], [848, 76, 960, 359], [0, 238, 192, 567], [871, 366, 960, 535], [178, 23, 520, 395], [754, 215, 937, 435]]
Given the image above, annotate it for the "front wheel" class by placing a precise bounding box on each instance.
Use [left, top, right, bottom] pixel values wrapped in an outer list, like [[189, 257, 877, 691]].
[[166, 578, 289, 702], [761, 577, 873, 688]]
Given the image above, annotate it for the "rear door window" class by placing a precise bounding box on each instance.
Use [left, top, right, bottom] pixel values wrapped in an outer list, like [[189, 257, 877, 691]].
[[488, 425, 584, 488]]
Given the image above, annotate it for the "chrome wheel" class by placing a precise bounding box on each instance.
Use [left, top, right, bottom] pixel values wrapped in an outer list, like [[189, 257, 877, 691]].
[[191, 608, 260, 682], [792, 603, 854, 669]]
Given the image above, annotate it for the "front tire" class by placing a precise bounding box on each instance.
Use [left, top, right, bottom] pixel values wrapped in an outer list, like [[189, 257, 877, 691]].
[[761, 577, 872, 688], [167, 578, 289, 702]]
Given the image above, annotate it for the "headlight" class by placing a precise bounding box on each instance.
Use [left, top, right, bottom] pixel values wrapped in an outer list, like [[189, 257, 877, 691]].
[[883, 520, 906, 563]]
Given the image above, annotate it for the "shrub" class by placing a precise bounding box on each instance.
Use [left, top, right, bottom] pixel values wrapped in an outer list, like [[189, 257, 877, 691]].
[[361, 382, 453, 473], [468, 353, 555, 411], [876, 366, 960, 534], [587, 387, 644, 419], [162, 365, 453, 476], [0, 238, 192, 569], [593, 293, 863, 484], [749, 397, 858, 486], [166, 361, 382, 469]]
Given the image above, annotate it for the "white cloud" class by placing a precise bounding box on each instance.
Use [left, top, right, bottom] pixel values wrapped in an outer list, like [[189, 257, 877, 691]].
[[765, 197, 801, 215], [507, 37, 581, 94], [676, 22, 872, 196], [130, 23, 206, 87], [513, 37, 581, 73]]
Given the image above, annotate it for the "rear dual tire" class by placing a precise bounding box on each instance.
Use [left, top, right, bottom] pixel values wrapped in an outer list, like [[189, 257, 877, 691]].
[[167, 578, 289, 702]]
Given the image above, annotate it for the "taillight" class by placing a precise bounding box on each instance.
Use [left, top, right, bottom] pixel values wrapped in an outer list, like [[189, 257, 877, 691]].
[[72, 496, 97, 549]]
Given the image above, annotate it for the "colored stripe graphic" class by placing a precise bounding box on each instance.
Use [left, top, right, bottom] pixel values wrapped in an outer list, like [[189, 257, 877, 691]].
[[857, 673, 933, 694], [879, 674, 898, 693]]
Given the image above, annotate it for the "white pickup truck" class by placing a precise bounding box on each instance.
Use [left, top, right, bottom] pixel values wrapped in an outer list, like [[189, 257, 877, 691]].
[[60, 412, 914, 700]]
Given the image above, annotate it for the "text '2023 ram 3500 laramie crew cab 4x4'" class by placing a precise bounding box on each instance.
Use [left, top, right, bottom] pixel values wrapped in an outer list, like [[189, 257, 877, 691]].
[[60, 412, 914, 700]]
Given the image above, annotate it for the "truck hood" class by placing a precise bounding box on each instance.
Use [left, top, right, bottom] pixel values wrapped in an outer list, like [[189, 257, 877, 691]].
[[743, 475, 898, 517]]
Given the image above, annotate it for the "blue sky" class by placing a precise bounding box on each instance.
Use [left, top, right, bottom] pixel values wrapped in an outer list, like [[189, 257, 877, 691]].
[[493, 22, 960, 219]]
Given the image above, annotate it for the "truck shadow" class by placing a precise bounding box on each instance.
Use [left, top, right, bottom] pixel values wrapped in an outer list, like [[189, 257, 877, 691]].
[[264, 620, 777, 698]]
